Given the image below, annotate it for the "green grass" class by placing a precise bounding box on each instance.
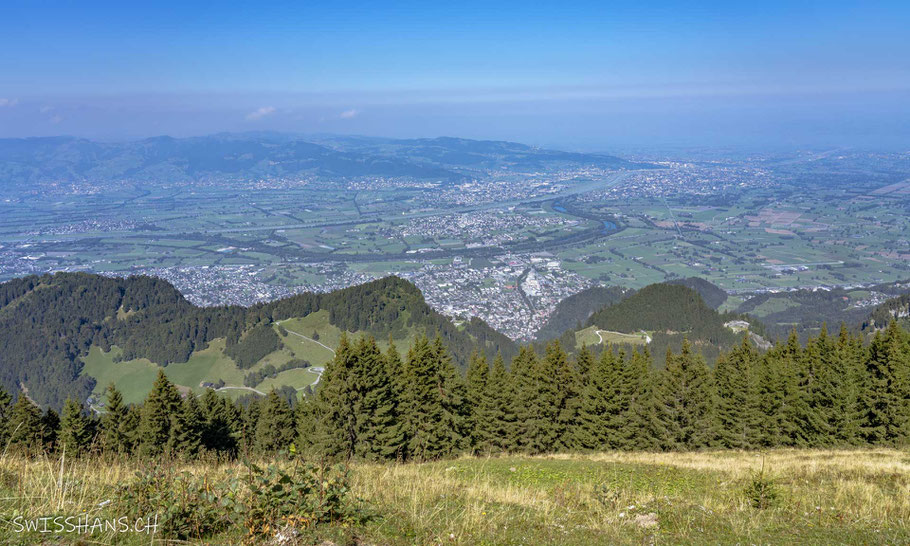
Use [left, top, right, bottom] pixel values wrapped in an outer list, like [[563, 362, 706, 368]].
[[575, 325, 650, 348], [81, 309, 409, 404], [747, 296, 801, 317], [256, 367, 321, 392], [81, 346, 160, 404], [276, 310, 342, 365], [82, 325, 330, 404], [3, 449, 909, 544]]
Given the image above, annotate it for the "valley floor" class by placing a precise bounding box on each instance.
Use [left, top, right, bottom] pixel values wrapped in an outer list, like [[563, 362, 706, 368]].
[[2, 448, 909, 544]]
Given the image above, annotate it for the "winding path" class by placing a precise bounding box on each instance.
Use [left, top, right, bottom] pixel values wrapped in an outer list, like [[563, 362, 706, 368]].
[[276, 320, 336, 355], [205, 322, 331, 397], [595, 330, 652, 345], [214, 385, 265, 396], [298, 367, 325, 390]]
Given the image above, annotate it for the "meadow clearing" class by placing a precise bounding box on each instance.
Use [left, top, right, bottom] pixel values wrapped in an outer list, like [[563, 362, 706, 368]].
[[2, 448, 909, 544]]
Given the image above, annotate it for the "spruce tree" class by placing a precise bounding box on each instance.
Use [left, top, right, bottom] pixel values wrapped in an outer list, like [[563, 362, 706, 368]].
[[755, 333, 807, 448], [797, 333, 833, 446], [385, 337, 407, 410], [174, 394, 204, 457], [101, 383, 129, 454], [754, 349, 785, 447], [799, 326, 862, 446], [660, 340, 718, 449], [476, 353, 515, 453], [255, 389, 296, 453], [550, 341, 581, 451], [714, 337, 759, 449], [512, 344, 560, 454], [779, 330, 812, 446], [312, 333, 358, 457], [121, 405, 142, 453], [200, 388, 237, 454], [400, 336, 465, 459], [382, 338, 409, 455], [138, 370, 183, 456], [240, 397, 260, 454], [575, 344, 595, 380], [7, 394, 44, 452], [621, 348, 667, 450], [296, 395, 318, 451], [41, 408, 60, 452], [59, 398, 92, 456], [0, 386, 12, 449], [859, 321, 910, 444], [432, 336, 469, 454], [506, 346, 535, 450], [575, 348, 623, 450], [828, 324, 864, 445], [225, 399, 244, 445], [353, 337, 405, 460], [465, 351, 490, 450]]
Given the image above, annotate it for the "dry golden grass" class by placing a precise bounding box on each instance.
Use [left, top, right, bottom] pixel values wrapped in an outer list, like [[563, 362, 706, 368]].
[[2, 448, 909, 544]]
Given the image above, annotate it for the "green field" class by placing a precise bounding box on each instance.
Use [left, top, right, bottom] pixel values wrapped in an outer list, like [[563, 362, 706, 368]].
[[745, 296, 801, 317], [575, 325, 651, 348], [3, 449, 909, 544], [81, 318, 339, 405], [79, 309, 427, 405], [5, 164, 909, 298], [275, 310, 343, 364]]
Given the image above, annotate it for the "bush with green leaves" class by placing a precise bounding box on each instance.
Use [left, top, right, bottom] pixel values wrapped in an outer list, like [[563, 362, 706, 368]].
[[243, 460, 369, 537], [116, 457, 368, 541], [117, 466, 241, 540]]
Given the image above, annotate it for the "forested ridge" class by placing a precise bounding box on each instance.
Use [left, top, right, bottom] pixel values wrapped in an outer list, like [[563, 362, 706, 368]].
[[666, 277, 728, 309], [535, 285, 628, 341], [2, 321, 908, 461], [584, 283, 756, 365], [0, 273, 516, 409]]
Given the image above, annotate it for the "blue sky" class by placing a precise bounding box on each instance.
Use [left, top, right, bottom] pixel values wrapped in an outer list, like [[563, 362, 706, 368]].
[[1, 0, 908, 149]]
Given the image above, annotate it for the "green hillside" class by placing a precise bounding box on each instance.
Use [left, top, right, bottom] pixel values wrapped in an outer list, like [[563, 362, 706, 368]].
[[666, 277, 728, 309], [0, 272, 516, 409], [574, 325, 651, 349], [584, 283, 751, 365], [535, 285, 629, 341]]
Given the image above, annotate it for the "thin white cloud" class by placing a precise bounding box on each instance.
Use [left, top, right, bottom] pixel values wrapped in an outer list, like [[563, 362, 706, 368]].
[[245, 106, 276, 121], [0, 98, 18, 107], [339, 109, 359, 119]]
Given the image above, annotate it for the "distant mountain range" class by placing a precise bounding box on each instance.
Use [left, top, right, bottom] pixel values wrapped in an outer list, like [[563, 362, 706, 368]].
[[0, 133, 652, 189]]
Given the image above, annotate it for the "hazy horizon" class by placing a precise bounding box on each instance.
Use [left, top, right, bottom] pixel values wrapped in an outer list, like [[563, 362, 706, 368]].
[[2, 1, 909, 150]]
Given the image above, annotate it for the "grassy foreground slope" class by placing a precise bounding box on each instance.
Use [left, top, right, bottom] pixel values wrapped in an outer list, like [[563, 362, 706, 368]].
[[2, 449, 908, 545]]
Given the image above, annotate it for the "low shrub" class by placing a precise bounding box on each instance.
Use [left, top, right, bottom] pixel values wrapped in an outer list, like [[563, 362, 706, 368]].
[[243, 460, 369, 538], [744, 466, 779, 510], [116, 456, 369, 541], [117, 466, 240, 539]]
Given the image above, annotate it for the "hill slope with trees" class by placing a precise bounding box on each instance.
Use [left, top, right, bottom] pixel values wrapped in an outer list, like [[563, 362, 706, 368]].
[[535, 285, 629, 341], [666, 277, 728, 309], [584, 283, 754, 365], [864, 294, 910, 331], [0, 273, 516, 409]]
